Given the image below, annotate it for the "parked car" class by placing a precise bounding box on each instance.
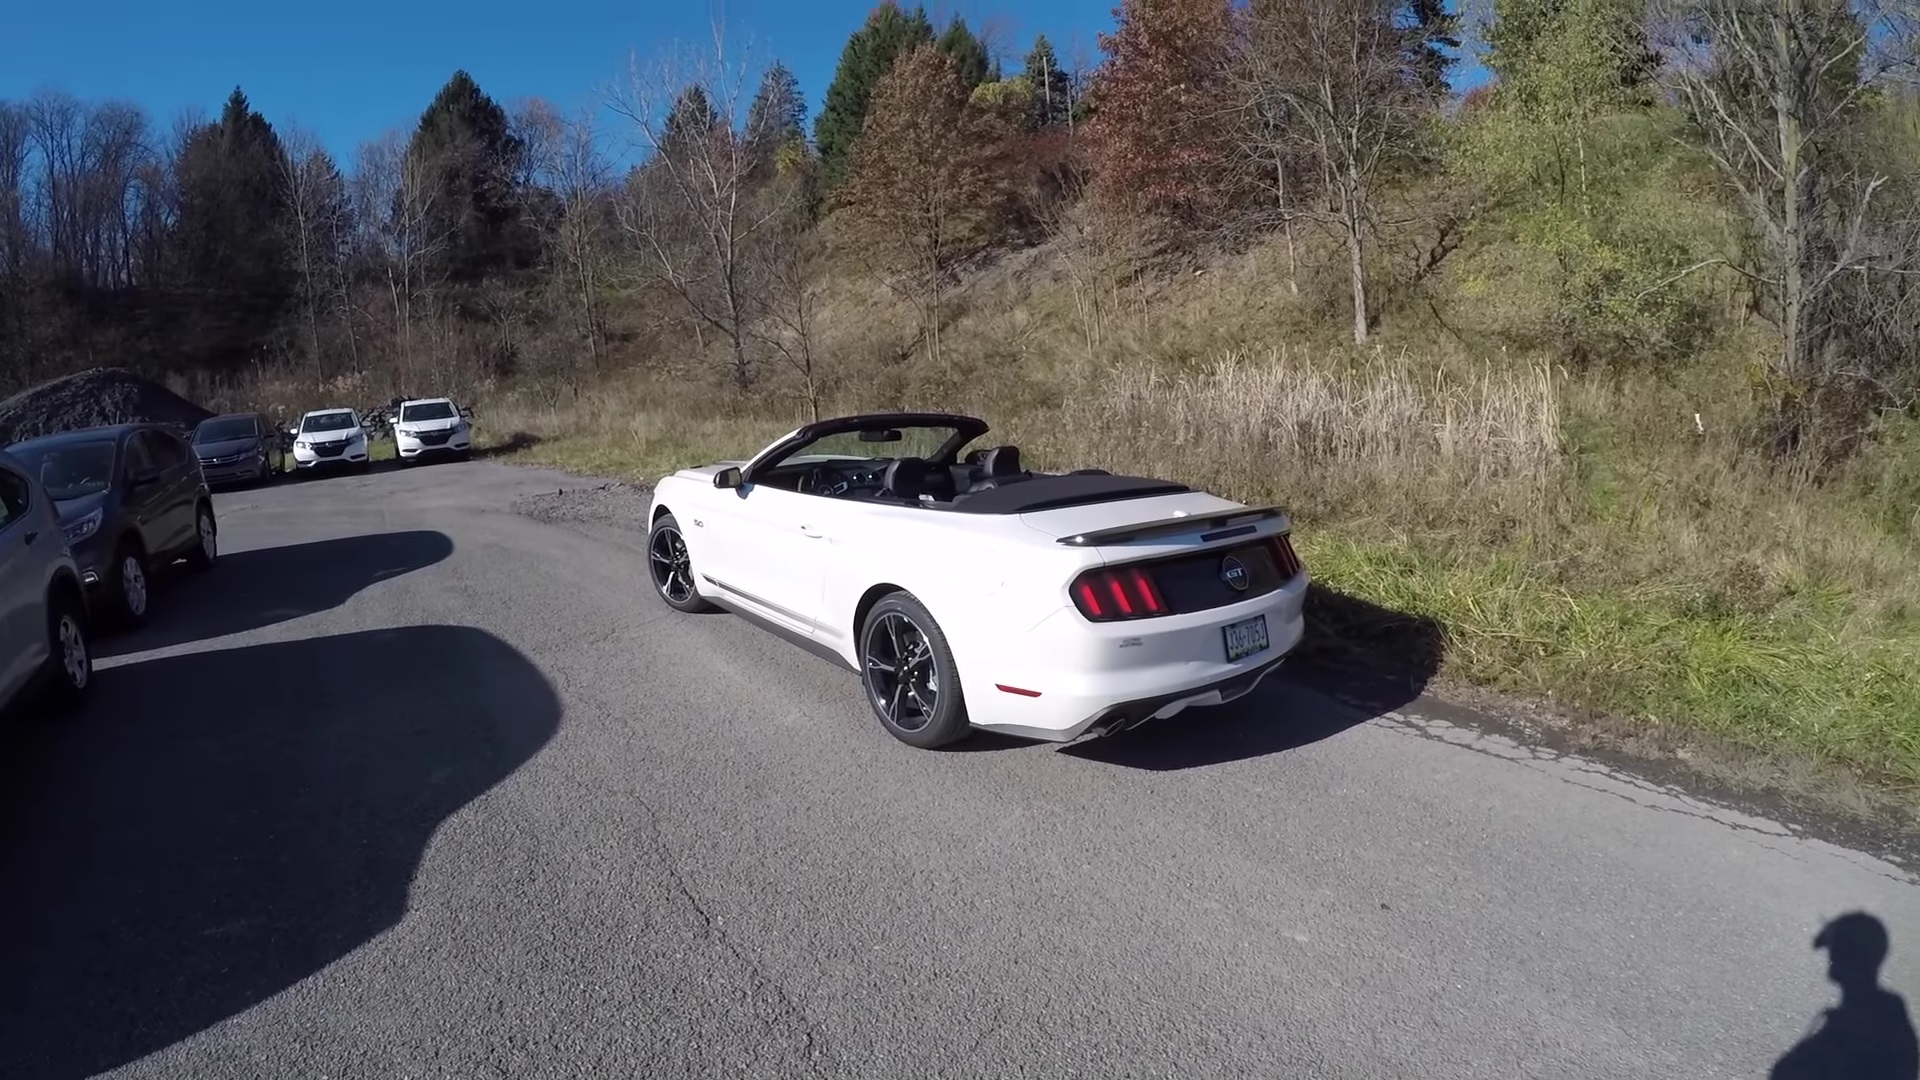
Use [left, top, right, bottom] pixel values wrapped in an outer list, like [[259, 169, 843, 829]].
[[4, 423, 217, 628], [289, 408, 372, 472], [643, 411, 1309, 749], [391, 396, 474, 464], [0, 449, 93, 716], [191, 411, 283, 486]]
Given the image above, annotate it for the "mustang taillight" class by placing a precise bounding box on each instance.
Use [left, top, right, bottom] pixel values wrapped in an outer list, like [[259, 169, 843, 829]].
[[1270, 533, 1304, 579], [1071, 565, 1168, 622]]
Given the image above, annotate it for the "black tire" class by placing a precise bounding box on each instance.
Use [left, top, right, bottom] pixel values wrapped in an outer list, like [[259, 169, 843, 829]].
[[36, 586, 92, 715], [647, 513, 717, 613], [107, 537, 150, 628], [186, 501, 217, 571], [859, 591, 971, 749]]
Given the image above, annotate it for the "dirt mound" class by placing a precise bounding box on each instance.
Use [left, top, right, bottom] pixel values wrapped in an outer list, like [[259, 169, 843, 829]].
[[0, 368, 215, 447]]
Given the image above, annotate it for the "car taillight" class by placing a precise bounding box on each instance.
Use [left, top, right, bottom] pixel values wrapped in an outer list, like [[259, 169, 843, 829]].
[[1071, 564, 1167, 622], [1269, 532, 1304, 579]]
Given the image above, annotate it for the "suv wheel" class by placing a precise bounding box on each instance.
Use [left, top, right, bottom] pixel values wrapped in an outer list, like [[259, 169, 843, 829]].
[[110, 539, 150, 627], [38, 589, 92, 714], [187, 503, 217, 571]]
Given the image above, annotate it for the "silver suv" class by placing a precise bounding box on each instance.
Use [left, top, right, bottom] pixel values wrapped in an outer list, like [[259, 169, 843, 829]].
[[0, 448, 93, 716]]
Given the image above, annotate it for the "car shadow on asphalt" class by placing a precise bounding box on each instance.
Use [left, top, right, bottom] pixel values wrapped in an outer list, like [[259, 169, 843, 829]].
[[0, 625, 561, 1080], [104, 529, 455, 658], [1050, 584, 1446, 771]]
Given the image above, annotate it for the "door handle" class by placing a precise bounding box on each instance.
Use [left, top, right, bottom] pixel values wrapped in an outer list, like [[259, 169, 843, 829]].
[[799, 524, 823, 538], [23, 529, 38, 545]]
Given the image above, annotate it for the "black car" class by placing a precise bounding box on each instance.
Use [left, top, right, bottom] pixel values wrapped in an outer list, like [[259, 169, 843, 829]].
[[191, 411, 283, 486], [5, 423, 218, 627]]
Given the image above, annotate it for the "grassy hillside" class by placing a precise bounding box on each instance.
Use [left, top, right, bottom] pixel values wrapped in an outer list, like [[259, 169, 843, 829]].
[[414, 198, 1920, 809]]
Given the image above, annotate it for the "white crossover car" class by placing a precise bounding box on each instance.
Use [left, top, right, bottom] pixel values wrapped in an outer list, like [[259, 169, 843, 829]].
[[645, 412, 1309, 749], [391, 396, 473, 464], [289, 408, 371, 472]]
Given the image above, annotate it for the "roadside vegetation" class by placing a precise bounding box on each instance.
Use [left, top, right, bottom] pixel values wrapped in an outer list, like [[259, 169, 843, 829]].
[[3, 0, 1918, 802]]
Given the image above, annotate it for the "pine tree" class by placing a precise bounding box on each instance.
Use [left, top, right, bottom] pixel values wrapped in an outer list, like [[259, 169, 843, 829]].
[[745, 62, 808, 179], [936, 16, 992, 91], [813, 1, 936, 188], [1402, 0, 1461, 101], [1022, 34, 1073, 130], [173, 87, 294, 366], [407, 70, 534, 282], [661, 85, 720, 164]]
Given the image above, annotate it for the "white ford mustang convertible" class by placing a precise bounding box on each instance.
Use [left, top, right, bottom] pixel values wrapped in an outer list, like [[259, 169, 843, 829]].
[[645, 412, 1309, 749]]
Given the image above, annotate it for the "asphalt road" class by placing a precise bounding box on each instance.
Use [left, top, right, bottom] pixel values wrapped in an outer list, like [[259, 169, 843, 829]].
[[2, 459, 1916, 1080]]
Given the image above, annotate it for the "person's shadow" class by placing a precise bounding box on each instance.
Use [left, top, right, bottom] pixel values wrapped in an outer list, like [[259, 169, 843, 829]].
[[1773, 911, 1919, 1080]]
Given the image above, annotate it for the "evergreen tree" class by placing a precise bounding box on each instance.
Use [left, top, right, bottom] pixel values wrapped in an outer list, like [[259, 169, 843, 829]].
[[406, 70, 534, 282], [173, 87, 294, 366], [745, 61, 808, 178], [1401, 0, 1461, 100], [660, 85, 720, 164], [1022, 34, 1073, 130], [936, 16, 993, 91], [813, 1, 935, 188]]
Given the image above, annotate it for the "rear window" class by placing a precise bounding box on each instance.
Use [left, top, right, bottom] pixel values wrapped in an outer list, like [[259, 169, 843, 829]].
[[402, 401, 456, 422]]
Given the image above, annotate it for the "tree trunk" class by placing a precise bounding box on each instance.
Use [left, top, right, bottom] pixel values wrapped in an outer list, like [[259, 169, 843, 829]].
[[1345, 210, 1368, 346]]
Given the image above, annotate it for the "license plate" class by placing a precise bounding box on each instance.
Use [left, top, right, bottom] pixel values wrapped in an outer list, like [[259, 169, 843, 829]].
[[1222, 614, 1270, 662]]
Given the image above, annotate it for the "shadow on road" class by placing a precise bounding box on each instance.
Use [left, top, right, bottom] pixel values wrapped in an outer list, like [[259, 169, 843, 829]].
[[109, 529, 454, 657], [1056, 584, 1445, 771], [0, 625, 560, 1080], [1772, 911, 1919, 1080], [474, 431, 542, 459]]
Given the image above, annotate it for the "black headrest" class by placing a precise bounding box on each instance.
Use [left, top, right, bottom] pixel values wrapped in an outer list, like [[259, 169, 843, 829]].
[[884, 457, 954, 502], [983, 444, 1022, 479]]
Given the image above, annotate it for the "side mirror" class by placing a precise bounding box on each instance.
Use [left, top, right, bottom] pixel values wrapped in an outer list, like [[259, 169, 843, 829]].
[[714, 466, 743, 489], [459, 405, 475, 419]]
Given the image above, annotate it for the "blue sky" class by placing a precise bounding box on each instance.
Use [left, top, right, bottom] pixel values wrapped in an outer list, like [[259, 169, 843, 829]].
[[7, 0, 1485, 165]]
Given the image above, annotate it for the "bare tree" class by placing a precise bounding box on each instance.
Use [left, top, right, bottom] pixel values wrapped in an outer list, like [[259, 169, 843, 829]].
[[516, 98, 614, 373], [745, 175, 828, 420], [354, 130, 448, 371], [608, 24, 793, 389], [1653, 0, 1920, 453], [278, 124, 351, 367], [1236, 0, 1432, 344]]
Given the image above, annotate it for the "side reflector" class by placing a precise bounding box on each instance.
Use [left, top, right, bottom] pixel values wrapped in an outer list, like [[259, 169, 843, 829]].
[[996, 684, 1042, 697]]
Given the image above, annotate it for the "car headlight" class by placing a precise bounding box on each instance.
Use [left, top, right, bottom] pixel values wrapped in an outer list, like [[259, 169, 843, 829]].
[[62, 508, 102, 544], [296, 440, 311, 450]]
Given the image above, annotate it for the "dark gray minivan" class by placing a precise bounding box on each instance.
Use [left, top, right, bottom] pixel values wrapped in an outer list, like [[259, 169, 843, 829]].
[[191, 412, 283, 486]]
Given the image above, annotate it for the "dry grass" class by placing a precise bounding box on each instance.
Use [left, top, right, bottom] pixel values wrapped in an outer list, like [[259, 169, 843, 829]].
[[188, 224, 1920, 803]]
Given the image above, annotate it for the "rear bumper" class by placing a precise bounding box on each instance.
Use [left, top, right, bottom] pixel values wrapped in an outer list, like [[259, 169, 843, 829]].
[[962, 572, 1309, 741]]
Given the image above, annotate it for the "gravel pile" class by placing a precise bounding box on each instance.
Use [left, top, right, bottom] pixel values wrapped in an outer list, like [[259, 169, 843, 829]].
[[0, 367, 215, 446], [511, 482, 655, 530]]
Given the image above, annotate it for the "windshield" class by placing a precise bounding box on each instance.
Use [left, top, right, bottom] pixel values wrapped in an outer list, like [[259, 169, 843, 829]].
[[401, 401, 456, 422], [789, 426, 965, 463], [194, 417, 258, 444], [14, 440, 117, 501], [301, 412, 357, 434]]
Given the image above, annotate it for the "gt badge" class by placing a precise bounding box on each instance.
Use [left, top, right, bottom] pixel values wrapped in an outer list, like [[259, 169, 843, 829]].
[[1220, 556, 1250, 592]]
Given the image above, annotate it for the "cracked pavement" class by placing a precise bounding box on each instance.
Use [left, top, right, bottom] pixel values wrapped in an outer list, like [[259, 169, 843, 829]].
[[1, 459, 1914, 1079]]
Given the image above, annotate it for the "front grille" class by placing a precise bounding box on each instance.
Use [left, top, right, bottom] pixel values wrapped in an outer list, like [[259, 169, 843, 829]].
[[314, 442, 345, 458], [199, 451, 248, 466], [1138, 538, 1297, 615], [418, 431, 452, 446]]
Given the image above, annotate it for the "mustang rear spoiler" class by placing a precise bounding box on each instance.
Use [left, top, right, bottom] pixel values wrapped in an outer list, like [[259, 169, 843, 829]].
[[1055, 506, 1289, 547]]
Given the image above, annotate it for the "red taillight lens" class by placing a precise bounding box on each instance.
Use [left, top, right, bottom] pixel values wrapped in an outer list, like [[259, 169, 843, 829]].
[[1269, 533, 1304, 579], [1071, 565, 1168, 621]]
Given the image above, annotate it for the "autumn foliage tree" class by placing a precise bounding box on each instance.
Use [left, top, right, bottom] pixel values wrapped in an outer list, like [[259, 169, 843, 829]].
[[1083, 0, 1239, 228], [841, 44, 995, 369]]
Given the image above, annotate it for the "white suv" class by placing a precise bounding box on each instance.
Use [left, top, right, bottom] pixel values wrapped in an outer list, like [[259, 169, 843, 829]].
[[391, 397, 474, 464], [0, 448, 94, 717], [290, 408, 372, 472]]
